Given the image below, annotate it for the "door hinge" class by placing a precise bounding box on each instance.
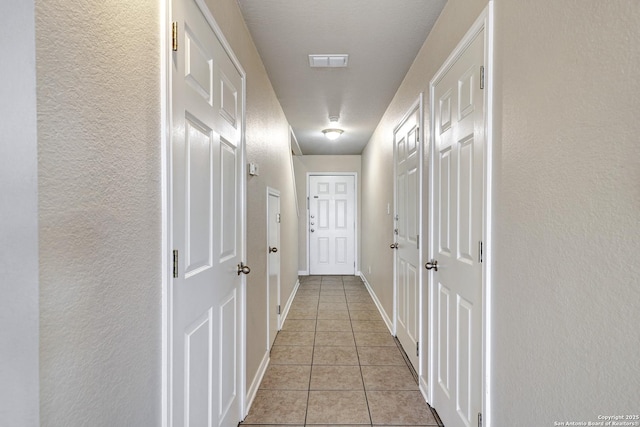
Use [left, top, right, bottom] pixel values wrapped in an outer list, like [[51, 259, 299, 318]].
[[277, 213, 281, 223], [173, 250, 179, 278], [478, 412, 483, 427], [479, 240, 483, 263], [277, 305, 281, 315], [416, 342, 419, 357], [416, 234, 419, 250], [171, 22, 178, 52], [480, 66, 485, 90]]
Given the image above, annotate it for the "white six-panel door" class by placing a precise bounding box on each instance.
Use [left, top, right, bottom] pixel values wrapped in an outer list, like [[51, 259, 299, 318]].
[[394, 104, 422, 371], [309, 175, 356, 275], [170, 0, 245, 425], [430, 28, 485, 427]]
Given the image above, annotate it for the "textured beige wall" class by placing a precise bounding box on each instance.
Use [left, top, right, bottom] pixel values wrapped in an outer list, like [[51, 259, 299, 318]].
[[36, 0, 162, 425], [203, 0, 299, 394], [0, 1, 39, 425], [363, 0, 640, 422], [492, 0, 640, 422], [293, 155, 362, 273]]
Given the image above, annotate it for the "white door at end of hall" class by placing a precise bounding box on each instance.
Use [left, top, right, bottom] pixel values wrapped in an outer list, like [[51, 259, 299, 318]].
[[431, 28, 485, 427], [267, 190, 280, 350], [309, 175, 355, 275], [394, 105, 421, 372], [170, 0, 245, 425]]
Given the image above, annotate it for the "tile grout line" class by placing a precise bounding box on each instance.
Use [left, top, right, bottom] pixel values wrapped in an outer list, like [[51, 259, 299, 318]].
[[302, 278, 321, 427], [347, 278, 374, 427]]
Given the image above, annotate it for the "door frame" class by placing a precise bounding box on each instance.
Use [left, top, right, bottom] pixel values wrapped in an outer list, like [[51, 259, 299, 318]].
[[306, 172, 359, 275], [161, 0, 248, 425], [392, 94, 424, 375], [427, 3, 494, 424], [266, 187, 281, 348]]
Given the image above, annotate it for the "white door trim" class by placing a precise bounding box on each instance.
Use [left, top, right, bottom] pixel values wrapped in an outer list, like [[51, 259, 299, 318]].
[[392, 94, 424, 376], [306, 172, 359, 275], [427, 3, 493, 425], [162, 0, 248, 424], [266, 186, 281, 345]]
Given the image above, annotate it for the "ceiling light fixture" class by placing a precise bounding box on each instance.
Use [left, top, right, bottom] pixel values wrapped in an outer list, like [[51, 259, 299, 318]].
[[322, 128, 344, 141]]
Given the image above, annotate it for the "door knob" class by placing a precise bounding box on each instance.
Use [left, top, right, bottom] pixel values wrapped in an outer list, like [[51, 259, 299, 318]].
[[269, 246, 278, 253], [237, 262, 251, 275], [390, 243, 398, 249], [425, 260, 438, 271]]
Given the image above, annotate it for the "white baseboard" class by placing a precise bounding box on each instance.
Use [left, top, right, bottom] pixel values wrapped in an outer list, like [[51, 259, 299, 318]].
[[297, 270, 308, 276], [419, 375, 431, 405], [279, 278, 300, 328], [244, 349, 270, 418], [359, 273, 394, 334]]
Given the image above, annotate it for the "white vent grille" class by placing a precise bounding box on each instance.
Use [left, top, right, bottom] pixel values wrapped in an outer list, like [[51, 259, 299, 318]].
[[308, 54, 349, 68]]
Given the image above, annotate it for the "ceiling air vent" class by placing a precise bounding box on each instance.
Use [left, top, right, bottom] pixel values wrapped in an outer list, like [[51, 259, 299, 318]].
[[308, 54, 349, 68]]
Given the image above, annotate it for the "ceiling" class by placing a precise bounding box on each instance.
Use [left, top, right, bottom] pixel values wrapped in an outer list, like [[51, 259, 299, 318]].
[[237, 0, 447, 155]]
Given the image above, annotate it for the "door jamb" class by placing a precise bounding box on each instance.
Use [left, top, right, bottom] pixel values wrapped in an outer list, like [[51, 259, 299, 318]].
[[427, 3, 494, 425], [266, 187, 281, 346]]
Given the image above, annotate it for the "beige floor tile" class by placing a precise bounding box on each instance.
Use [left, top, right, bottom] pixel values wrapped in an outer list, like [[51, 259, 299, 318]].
[[317, 309, 350, 320], [259, 365, 311, 390], [318, 301, 347, 311], [281, 319, 316, 332], [319, 289, 347, 296], [296, 287, 320, 294], [270, 346, 313, 365], [274, 331, 315, 346], [367, 391, 438, 425], [293, 295, 319, 303], [351, 319, 389, 332], [349, 310, 382, 321], [315, 331, 355, 347], [319, 294, 347, 303], [286, 309, 317, 320], [346, 294, 374, 303], [316, 318, 352, 331], [357, 346, 406, 365], [291, 301, 319, 311], [306, 391, 370, 425], [313, 346, 359, 365], [310, 365, 364, 390], [354, 331, 396, 347], [347, 301, 377, 311], [320, 284, 344, 291], [243, 390, 307, 425], [361, 365, 418, 390]]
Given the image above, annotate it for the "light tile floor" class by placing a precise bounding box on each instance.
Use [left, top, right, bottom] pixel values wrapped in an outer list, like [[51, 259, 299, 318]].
[[242, 275, 442, 426]]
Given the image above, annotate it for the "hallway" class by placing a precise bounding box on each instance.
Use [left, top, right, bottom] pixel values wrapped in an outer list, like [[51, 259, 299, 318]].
[[242, 275, 442, 426]]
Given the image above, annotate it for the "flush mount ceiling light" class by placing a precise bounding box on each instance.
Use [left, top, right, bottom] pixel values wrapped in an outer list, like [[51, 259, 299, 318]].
[[322, 128, 344, 141]]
